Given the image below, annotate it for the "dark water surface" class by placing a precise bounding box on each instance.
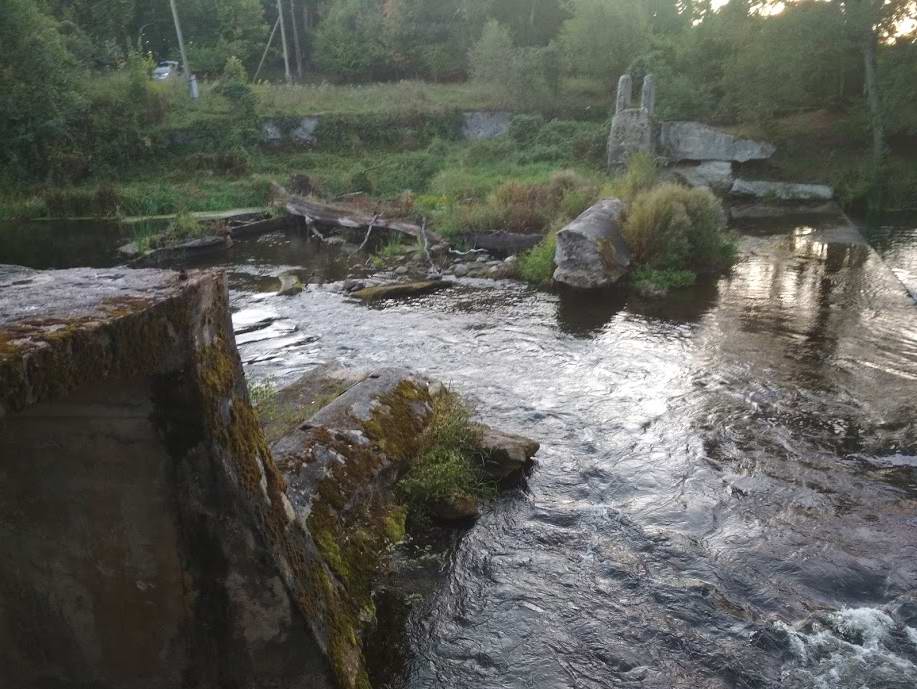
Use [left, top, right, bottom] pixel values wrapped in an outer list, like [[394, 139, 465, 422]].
[[2, 214, 916, 688]]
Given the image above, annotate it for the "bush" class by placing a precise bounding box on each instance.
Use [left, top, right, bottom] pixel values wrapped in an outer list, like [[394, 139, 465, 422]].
[[622, 183, 735, 276], [630, 266, 698, 294]]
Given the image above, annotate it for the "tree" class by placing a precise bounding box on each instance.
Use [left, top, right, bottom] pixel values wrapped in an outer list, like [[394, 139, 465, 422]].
[[557, 0, 648, 81], [0, 0, 84, 178], [831, 0, 916, 171], [313, 0, 390, 80]]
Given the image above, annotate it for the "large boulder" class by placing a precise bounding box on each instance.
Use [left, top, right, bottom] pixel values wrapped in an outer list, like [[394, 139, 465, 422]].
[[553, 199, 631, 289], [729, 178, 834, 201], [659, 122, 775, 162]]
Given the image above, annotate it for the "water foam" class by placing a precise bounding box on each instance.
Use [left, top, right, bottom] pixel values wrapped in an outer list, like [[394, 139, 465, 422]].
[[776, 607, 917, 688]]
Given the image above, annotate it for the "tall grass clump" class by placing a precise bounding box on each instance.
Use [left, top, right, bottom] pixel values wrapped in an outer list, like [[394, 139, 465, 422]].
[[622, 183, 736, 292], [611, 151, 658, 203], [515, 233, 557, 285], [397, 390, 494, 524]]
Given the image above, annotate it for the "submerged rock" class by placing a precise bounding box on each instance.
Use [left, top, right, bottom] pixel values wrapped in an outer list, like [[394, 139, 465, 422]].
[[553, 199, 631, 289], [349, 280, 451, 302], [659, 122, 775, 162]]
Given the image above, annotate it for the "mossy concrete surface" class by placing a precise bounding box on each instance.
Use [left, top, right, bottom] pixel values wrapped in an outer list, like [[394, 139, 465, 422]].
[[0, 264, 335, 689]]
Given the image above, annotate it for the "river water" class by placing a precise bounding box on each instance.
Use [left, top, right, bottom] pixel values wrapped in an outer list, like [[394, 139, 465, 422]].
[[2, 213, 916, 688]]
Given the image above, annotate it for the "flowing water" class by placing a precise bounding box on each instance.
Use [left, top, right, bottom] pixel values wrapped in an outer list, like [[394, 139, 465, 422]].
[[2, 213, 916, 688]]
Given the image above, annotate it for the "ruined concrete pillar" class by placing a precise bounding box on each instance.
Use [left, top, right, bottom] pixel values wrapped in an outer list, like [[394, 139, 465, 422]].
[[0, 266, 334, 689], [641, 74, 656, 116], [615, 74, 633, 114]]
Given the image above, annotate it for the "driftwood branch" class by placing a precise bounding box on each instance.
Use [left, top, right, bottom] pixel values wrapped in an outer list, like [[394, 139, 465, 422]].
[[418, 217, 437, 273], [358, 213, 381, 252], [286, 196, 442, 244]]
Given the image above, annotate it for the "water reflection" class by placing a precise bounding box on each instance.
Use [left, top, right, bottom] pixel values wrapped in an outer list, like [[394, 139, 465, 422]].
[[0, 219, 129, 269]]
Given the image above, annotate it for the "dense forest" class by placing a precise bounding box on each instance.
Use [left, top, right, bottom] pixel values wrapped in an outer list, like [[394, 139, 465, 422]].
[[2, 0, 916, 212]]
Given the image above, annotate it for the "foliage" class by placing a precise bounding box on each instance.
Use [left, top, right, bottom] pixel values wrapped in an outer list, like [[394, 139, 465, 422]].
[[622, 183, 735, 277], [166, 210, 208, 241], [515, 233, 557, 285], [43, 186, 122, 218], [0, 0, 84, 179]]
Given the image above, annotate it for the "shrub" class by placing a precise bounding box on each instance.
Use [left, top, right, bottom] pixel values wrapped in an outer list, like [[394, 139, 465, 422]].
[[622, 183, 735, 276], [186, 152, 251, 177], [516, 233, 557, 285]]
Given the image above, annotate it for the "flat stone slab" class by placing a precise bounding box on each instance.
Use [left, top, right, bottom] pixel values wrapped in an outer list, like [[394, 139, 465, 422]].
[[0, 266, 211, 416], [0, 265, 190, 334], [730, 178, 834, 201]]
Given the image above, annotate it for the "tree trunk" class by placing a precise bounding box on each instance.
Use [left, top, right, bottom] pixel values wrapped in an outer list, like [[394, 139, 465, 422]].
[[862, 29, 885, 172], [289, 0, 304, 80]]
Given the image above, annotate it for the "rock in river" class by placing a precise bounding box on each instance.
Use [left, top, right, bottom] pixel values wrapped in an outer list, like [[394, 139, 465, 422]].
[[277, 270, 304, 296], [553, 199, 631, 289], [350, 280, 452, 302], [478, 426, 540, 481]]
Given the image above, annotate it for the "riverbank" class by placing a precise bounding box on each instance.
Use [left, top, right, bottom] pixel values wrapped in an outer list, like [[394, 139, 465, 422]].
[[3, 99, 916, 227]]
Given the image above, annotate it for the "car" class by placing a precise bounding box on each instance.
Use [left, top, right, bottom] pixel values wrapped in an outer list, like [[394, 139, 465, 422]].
[[152, 61, 180, 81]]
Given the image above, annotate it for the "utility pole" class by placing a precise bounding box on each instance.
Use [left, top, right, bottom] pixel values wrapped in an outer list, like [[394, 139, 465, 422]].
[[168, 0, 197, 98], [277, 0, 292, 84], [289, 0, 304, 79]]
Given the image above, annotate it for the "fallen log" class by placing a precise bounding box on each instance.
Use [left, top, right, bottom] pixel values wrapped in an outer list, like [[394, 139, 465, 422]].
[[285, 196, 442, 244], [456, 231, 543, 256]]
